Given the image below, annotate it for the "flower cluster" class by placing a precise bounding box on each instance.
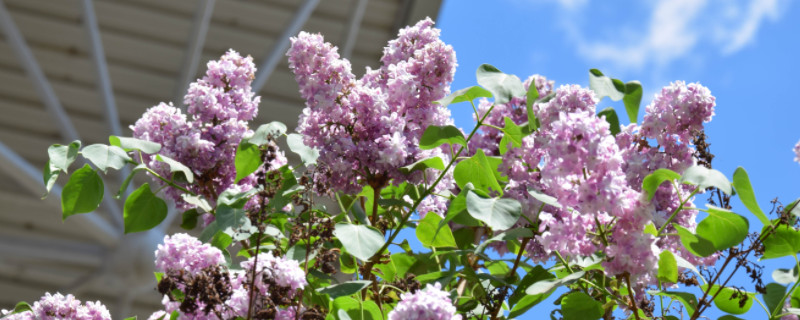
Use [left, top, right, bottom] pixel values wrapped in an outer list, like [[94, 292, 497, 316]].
[[132, 50, 286, 212], [2, 293, 111, 320], [152, 234, 306, 320], [287, 18, 456, 195], [387, 283, 461, 320], [154, 233, 225, 275], [794, 140, 800, 164], [497, 80, 718, 285]]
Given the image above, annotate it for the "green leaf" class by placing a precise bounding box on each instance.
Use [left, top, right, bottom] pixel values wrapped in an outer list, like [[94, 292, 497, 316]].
[[597, 107, 620, 136], [763, 283, 787, 315], [476, 64, 525, 104], [180, 209, 200, 230], [658, 250, 678, 283], [332, 297, 382, 320], [622, 81, 643, 123], [526, 271, 585, 295], [123, 317, 137, 320], [791, 282, 800, 308], [110, 136, 161, 153], [116, 164, 146, 199], [81, 144, 131, 173], [772, 266, 799, 285], [508, 266, 554, 317], [475, 228, 533, 254], [498, 117, 525, 155], [674, 224, 716, 257], [286, 133, 319, 165], [655, 291, 698, 316], [416, 213, 457, 248], [588, 69, 625, 101], [234, 141, 260, 183], [466, 191, 521, 230], [217, 204, 250, 236], [48, 140, 81, 173], [316, 280, 372, 299], [435, 86, 493, 107], [419, 125, 467, 150], [61, 164, 104, 219], [123, 183, 168, 233], [681, 165, 732, 195], [560, 291, 603, 320], [762, 225, 800, 260], [642, 168, 681, 201], [249, 121, 287, 145], [525, 82, 540, 132], [732, 167, 770, 226], [696, 206, 749, 251], [333, 223, 385, 261], [527, 188, 562, 209], [399, 156, 445, 175], [181, 194, 212, 212], [453, 149, 503, 195], [42, 160, 60, 198], [643, 222, 658, 236], [701, 284, 753, 315], [9, 301, 32, 315], [155, 154, 194, 183]]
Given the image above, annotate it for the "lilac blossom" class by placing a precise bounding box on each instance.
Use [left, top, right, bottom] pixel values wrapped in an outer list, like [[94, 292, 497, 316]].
[[287, 17, 456, 194], [388, 282, 461, 320], [794, 140, 800, 164], [1, 293, 111, 320], [131, 50, 280, 212], [154, 233, 225, 275]]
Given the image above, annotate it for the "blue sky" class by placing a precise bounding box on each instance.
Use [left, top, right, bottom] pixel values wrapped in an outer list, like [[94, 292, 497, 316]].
[[435, 0, 800, 318]]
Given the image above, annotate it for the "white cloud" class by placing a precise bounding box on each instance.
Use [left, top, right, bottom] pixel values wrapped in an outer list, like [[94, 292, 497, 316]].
[[555, 0, 787, 70]]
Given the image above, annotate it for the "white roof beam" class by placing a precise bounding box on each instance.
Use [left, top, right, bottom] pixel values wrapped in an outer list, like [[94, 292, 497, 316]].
[[252, 0, 320, 92], [81, 0, 122, 137], [173, 0, 215, 107], [341, 0, 369, 59], [0, 0, 79, 142]]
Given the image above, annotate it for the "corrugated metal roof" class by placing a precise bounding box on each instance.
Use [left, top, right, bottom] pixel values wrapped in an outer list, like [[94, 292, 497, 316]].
[[0, 0, 441, 317]]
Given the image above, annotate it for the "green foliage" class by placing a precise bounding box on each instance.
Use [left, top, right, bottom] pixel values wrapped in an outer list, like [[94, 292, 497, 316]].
[[498, 117, 526, 155], [155, 154, 194, 183], [560, 291, 603, 320], [762, 225, 800, 260], [333, 223, 385, 261], [123, 183, 167, 233], [465, 190, 521, 230], [732, 167, 771, 226], [695, 206, 749, 252], [642, 168, 681, 201], [763, 283, 787, 315], [680, 165, 732, 195], [399, 156, 445, 175], [110, 136, 161, 153], [416, 213, 457, 248], [701, 284, 753, 314], [61, 164, 104, 219], [453, 149, 503, 195], [658, 250, 678, 283], [476, 64, 525, 104], [597, 107, 620, 136], [419, 125, 467, 150], [234, 140, 261, 183], [316, 281, 372, 299], [286, 133, 319, 165], [435, 86, 492, 107], [48, 141, 81, 173], [81, 144, 131, 173], [588, 69, 642, 123]]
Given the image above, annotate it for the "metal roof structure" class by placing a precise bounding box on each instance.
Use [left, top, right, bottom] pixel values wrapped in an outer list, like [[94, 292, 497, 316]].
[[0, 0, 442, 317]]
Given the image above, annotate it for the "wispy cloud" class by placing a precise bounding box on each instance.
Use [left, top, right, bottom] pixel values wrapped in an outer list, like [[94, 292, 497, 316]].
[[552, 0, 787, 71]]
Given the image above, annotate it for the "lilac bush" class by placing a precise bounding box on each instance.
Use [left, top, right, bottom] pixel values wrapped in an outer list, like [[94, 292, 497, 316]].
[[18, 17, 800, 320]]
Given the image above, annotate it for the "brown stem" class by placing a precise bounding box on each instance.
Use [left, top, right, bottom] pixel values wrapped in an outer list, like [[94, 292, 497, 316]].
[[625, 274, 642, 320]]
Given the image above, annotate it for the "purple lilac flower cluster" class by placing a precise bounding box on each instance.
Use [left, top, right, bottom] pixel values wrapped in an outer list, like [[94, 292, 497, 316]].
[[152, 234, 306, 320], [387, 283, 461, 320], [287, 18, 456, 195], [131, 50, 286, 212], [794, 140, 800, 164], [497, 80, 717, 285], [154, 233, 225, 275], [2, 293, 111, 320]]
